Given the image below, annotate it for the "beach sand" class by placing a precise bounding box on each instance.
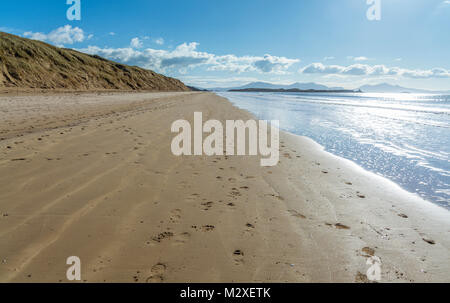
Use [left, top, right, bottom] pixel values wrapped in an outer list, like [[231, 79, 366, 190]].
[[0, 92, 449, 283]]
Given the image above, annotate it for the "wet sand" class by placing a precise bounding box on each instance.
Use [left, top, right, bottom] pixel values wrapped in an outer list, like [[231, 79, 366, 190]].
[[0, 92, 449, 282]]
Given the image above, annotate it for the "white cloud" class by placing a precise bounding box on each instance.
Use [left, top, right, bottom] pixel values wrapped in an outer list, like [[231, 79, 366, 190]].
[[130, 37, 143, 48], [23, 25, 86, 46], [253, 54, 299, 73], [348, 56, 370, 62], [109, 32, 116, 36], [300, 63, 450, 79], [323, 56, 335, 61], [0, 27, 19, 34], [23, 32, 47, 41], [155, 38, 164, 45], [79, 42, 299, 74], [353, 56, 369, 62]]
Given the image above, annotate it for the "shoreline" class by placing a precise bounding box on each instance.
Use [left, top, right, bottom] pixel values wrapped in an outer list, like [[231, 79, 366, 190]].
[[280, 130, 450, 222], [219, 93, 450, 282], [274, 122, 448, 215], [218, 91, 450, 210], [0, 91, 449, 282]]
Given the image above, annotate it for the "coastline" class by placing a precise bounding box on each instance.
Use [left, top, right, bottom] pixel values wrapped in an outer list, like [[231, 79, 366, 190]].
[[0, 91, 448, 282], [218, 91, 450, 209]]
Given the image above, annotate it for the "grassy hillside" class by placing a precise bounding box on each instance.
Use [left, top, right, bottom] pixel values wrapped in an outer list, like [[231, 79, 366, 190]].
[[0, 32, 190, 91]]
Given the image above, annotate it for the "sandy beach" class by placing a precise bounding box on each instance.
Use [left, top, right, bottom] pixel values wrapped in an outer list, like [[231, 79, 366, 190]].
[[0, 92, 449, 283]]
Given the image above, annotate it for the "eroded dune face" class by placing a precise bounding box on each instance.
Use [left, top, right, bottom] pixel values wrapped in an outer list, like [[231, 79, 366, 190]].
[[0, 32, 190, 92]]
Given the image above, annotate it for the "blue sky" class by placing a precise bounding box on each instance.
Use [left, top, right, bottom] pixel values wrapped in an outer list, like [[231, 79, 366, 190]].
[[1, 0, 449, 89]]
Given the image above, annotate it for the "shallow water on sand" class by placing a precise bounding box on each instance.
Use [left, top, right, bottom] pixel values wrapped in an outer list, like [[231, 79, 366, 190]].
[[218, 92, 450, 210]]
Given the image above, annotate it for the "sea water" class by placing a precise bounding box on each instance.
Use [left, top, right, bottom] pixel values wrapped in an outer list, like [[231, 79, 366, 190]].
[[218, 92, 450, 210]]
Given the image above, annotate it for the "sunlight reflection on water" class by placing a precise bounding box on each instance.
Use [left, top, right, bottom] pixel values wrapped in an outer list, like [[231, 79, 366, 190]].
[[219, 92, 450, 209]]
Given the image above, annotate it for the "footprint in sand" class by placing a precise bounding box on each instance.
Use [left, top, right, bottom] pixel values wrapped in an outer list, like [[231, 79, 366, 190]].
[[326, 223, 351, 230], [201, 201, 214, 211], [173, 232, 191, 245], [356, 192, 366, 199], [335, 223, 351, 230], [266, 194, 284, 201], [233, 250, 245, 265], [151, 231, 174, 243], [201, 225, 215, 232], [186, 193, 199, 202], [229, 189, 241, 198], [355, 272, 370, 283], [169, 209, 182, 223], [151, 263, 167, 275], [11, 158, 26, 162], [283, 153, 292, 159], [243, 223, 256, 236], [146, 263, 167, 283], [422, 238, 436, 245], [288, 210, 307, 219], [361, 247, 376, 257]]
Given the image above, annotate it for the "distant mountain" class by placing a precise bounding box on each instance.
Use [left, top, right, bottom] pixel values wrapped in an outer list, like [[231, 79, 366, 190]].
[[287, 82, 344, 90], [212, 81, 450, 94], [234, 82, 284, 90], [212, 81, 344, 92], [229, 88, 358, 93], [359, 83, 450, 94], [186, 85, 209, 92]]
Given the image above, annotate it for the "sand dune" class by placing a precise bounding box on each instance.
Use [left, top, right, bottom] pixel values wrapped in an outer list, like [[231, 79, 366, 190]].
[[0, 32, 189, 92], [0, 92, 449, 282]]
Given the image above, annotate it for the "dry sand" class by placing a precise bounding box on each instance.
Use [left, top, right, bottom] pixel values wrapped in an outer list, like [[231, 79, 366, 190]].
[[0, 92, 449, 283]]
